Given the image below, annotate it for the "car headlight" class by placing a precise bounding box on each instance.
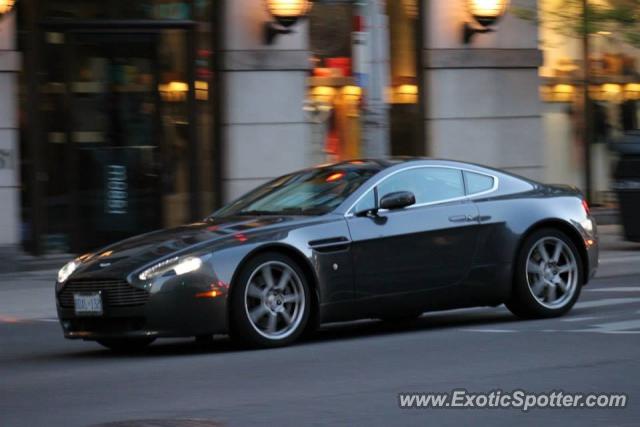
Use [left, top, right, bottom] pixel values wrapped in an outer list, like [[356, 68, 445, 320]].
[[138, 256, 203, 281], [57, 260, 80, 284]]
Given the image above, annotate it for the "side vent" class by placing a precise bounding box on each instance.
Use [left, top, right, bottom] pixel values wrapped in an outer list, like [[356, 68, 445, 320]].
[[308, 236, 351, 253]]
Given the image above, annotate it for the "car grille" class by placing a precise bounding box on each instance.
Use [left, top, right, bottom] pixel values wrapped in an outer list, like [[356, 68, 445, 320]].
[[58, 279, 150, 309]]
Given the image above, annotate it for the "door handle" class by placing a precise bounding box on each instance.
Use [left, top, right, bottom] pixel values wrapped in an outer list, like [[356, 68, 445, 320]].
[[448, 215, 468, 223], [449, 215, 478, 223]]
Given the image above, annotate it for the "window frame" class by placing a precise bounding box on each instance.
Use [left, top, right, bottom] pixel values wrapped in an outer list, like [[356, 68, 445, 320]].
[[345, 165, 499, 217], [463, 170, 497, 197]]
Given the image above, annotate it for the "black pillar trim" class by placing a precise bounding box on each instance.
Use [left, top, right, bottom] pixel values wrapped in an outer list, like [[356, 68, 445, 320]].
[[25, 0, 45, 255], [211, 0, 226, 209]]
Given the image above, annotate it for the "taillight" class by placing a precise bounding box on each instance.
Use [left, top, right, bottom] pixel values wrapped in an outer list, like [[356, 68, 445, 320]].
[[582, 199, 591, 215]]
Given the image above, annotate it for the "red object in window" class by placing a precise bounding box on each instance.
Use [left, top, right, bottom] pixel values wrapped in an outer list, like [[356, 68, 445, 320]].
[[353, 15, 364, 32], [313, 67, 332, 77], [326, 57, 352, 77], [326, 131, 339, 156], [325, 109, 339, 156]]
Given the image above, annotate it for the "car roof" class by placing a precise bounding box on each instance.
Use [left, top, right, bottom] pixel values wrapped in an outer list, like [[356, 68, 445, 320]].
[[322, 157, 538, 182], [318, 157, 492, 173]]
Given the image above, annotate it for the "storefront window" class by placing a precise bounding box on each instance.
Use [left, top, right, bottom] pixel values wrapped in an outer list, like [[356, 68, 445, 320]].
[[20, 0, 217, 254], [539, 0, 640, 206], [308, 0, 423, 163]]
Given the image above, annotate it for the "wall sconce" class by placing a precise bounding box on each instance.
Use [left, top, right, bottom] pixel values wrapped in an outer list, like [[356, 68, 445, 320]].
[[540, 84, 574, 103], [342, 85, 362, 103], [624, 83, 640, 101], [0, 0, 16, 18], [588, 83, 623, 102], [600, 83, 622, 101], [264, 0, 312, 45], [159, 81, 189, 102], [195, 81, 209, 101], [402, 0, 419, 20], [463, 0, 509, 44], [309, 86, 337, 104], [393, 84, 419, 104]]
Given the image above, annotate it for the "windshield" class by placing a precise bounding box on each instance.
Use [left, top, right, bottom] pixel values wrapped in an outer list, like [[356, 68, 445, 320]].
[[213, 166, 379, 217]]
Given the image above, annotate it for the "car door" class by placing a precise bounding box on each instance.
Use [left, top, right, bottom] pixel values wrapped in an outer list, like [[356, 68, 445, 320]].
[[345, 166, 480, 306]]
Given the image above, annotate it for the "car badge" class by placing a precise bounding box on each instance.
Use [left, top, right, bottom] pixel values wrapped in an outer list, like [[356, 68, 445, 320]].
[[99, 262, 111, 268]]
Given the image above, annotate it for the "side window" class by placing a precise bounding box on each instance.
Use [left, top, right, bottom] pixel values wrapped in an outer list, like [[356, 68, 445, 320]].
[[378, 167, 465, 205], [464, 171, 495, 195]]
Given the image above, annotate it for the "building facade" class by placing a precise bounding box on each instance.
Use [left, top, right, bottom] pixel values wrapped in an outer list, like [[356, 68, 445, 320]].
[[0, 8, 19, 252], [539, 0, 640, 206], [7, 0, 545, 256]]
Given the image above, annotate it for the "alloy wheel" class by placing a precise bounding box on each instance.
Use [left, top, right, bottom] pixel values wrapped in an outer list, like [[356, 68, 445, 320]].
[[525, 237, 579, 309], [243, 261, 306, 340]]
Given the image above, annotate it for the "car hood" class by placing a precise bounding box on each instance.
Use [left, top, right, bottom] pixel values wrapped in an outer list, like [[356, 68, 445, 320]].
[[71, 215, 314, 278]]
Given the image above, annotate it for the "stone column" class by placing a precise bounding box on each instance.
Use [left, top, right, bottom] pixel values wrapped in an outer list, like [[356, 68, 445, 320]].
[[221, 1, 312, 201], [0, 11, 20, 247], [423, 0, 544, 181]]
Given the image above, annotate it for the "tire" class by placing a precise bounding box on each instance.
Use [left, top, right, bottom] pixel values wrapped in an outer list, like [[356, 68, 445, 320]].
[[96, 338, 155, 352], [506, 228, 583, 319], [229, 252, 311, 348]]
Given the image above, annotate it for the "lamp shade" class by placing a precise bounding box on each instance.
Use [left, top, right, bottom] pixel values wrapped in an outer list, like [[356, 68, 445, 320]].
[[467, 0, 509, 27], [402, 0, 419, 19], [625, 83, 640, 101], [0, 0, 16, 16], [266, 0, 312, 27]]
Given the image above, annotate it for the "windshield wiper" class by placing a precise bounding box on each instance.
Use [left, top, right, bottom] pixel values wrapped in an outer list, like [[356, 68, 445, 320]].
[[236, 210, 279, 216], [280, 207, 327, 216], [232, 208, 327, 217]]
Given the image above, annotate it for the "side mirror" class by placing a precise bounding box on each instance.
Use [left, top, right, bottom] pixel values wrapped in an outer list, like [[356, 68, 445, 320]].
[[379, 191, 416, 211]]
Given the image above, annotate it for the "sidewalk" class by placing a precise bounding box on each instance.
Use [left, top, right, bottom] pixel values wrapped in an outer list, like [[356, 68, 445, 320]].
[[0, 247, 71, 275]]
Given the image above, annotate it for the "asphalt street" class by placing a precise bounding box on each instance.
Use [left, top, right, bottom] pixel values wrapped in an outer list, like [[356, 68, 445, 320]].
[[1, 270, 640, 427]]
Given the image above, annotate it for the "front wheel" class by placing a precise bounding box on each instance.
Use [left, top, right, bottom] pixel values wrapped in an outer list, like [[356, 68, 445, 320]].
[[506, 229, 583, 319], [230, 253, 311, 348]]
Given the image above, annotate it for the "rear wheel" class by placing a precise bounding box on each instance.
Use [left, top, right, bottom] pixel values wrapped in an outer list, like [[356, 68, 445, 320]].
[[96, 338, 155, 352], [230, 253, 311, 348], [506, 228, 583, 319]]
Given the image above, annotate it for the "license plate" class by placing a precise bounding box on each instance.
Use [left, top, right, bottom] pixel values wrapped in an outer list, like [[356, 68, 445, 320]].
[[74, 293, 103, 316]]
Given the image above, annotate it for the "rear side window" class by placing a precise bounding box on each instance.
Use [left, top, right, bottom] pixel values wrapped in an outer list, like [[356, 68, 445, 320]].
[[464, 171, 495, 195], [378, 167, 465, 205]]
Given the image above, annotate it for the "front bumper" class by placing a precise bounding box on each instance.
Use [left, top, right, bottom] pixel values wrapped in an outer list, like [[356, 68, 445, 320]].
[[57, 271, 229, 340]]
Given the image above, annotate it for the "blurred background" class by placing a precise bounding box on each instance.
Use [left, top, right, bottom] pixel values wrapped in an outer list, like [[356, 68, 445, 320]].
[[0, 0, 639, 257]]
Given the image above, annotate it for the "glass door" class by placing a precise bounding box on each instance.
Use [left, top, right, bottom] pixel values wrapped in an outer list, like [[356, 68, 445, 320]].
[[40, 28, 196, 252], [69, 32, 162, 252]]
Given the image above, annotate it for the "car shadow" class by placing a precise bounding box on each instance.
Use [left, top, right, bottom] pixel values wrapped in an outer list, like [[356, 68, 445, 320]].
[[50, 306, 523, 360]]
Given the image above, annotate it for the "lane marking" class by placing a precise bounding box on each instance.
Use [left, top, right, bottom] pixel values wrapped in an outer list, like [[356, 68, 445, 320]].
[[567, 329, 640, 335], [586, 287, 640, 293], [575, 298, 640, 309], [0, 316, 58, 324], [590, 319, 640, 332], [600, 256, 640, 264], [561, 316, 600, 322]]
